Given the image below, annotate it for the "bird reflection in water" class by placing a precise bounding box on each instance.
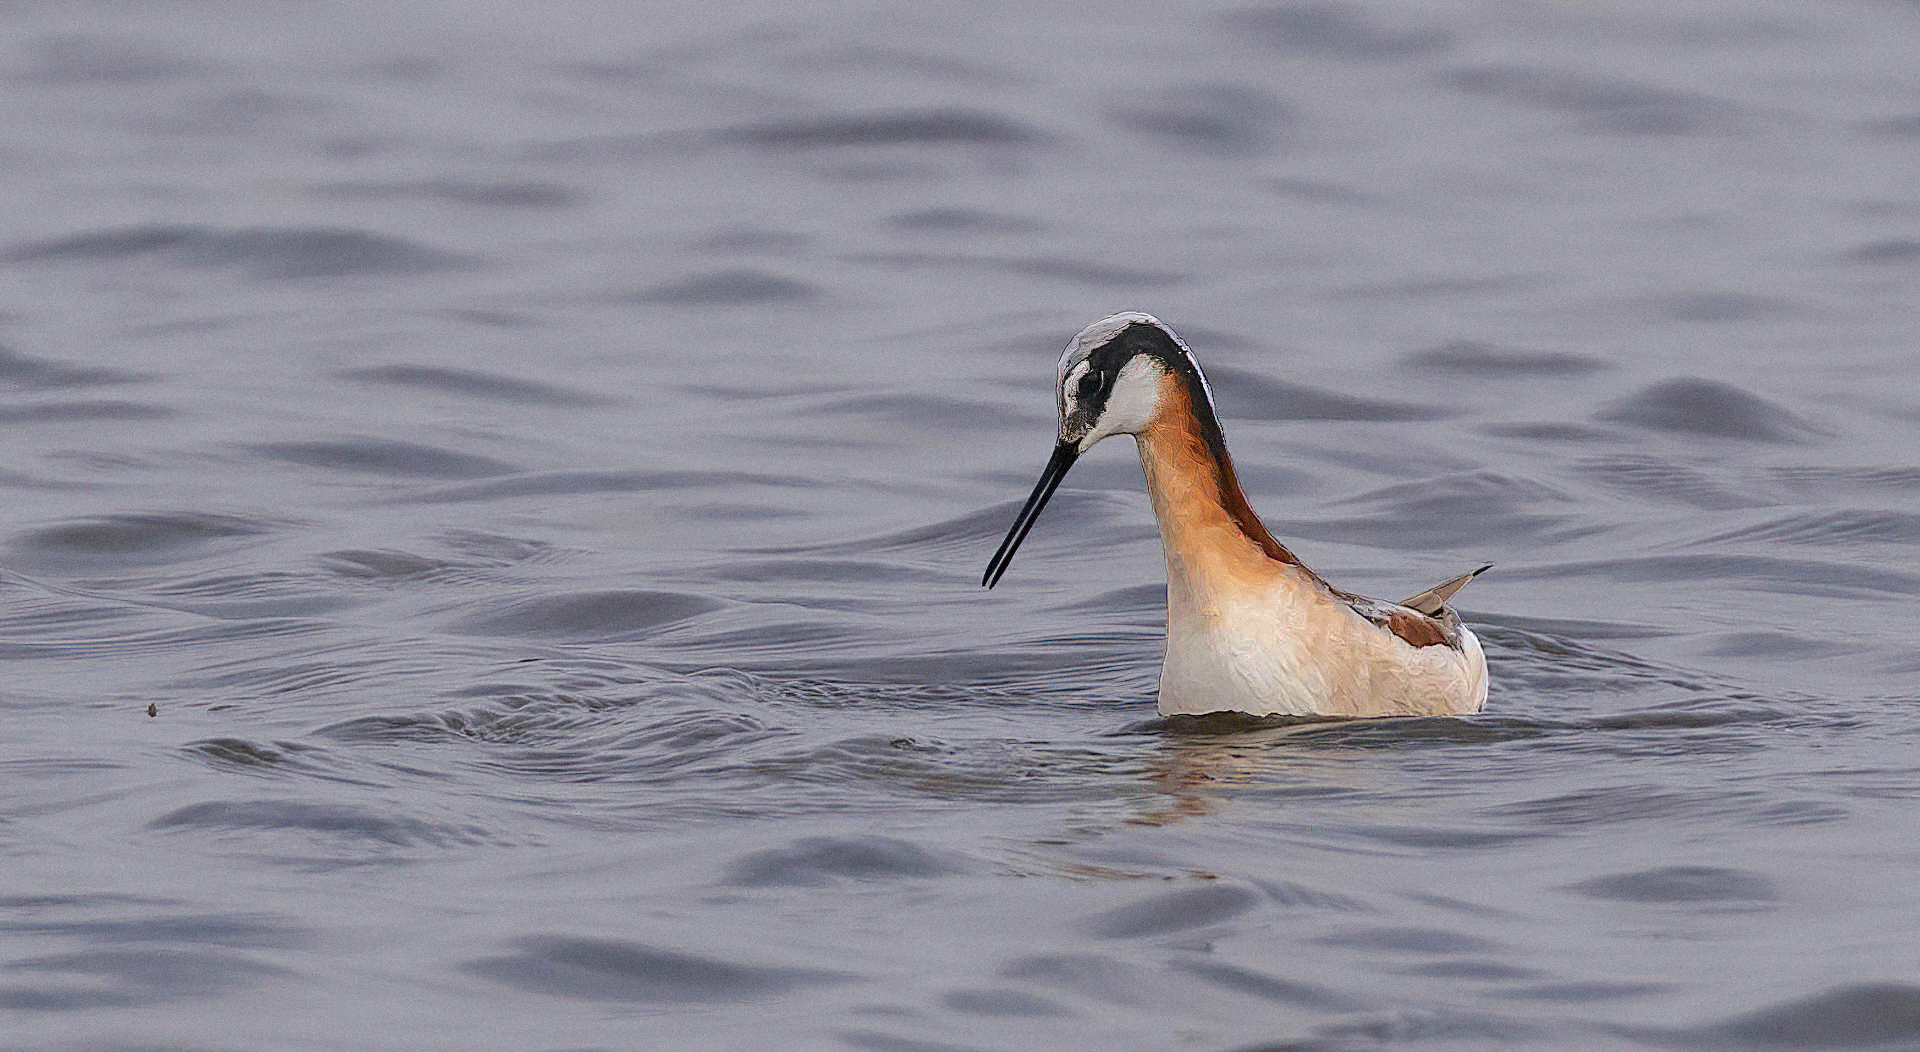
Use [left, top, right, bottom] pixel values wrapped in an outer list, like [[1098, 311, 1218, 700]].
[[1129, 715, 1356, 827]]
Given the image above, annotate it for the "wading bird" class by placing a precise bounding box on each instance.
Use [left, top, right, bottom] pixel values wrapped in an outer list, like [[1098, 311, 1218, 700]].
[[983, 313, 1489, 718]]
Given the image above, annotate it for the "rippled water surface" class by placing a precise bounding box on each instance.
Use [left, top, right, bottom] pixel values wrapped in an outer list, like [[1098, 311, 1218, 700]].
[[5, 1, 1920, 1049]]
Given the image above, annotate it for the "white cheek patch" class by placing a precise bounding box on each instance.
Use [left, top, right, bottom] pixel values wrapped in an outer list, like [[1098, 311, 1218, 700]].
[[1060, 360, 1091, 416], [1080, 357, 1164, 449]]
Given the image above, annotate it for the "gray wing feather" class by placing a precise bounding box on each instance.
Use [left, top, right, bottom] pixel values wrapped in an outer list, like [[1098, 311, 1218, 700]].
[[1400, 564, 1492, 616]]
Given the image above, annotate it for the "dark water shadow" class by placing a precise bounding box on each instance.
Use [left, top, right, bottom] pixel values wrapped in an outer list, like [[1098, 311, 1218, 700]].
[[6, 512, 278, 573], [250, 439, 517, 479], [0, 345, 148, 389], [464, 935, 852, 1002], [1173, 958, 1366, 1010], [1565, 865, 1776, 905], [20, 33, 211, 85], [148, 799, 494, 848], [846, 251, 1185, 289], [631, 268, 819, 305], [887, 207, 1041, 234], [1404, 340, 1612, 377], [939, 986, 1074, 1018], [1222, 3, 1453, 61], [1083, 883, 1261, 938], [0, 400, 176, 423], [1624, 983, 1920, 1049], [1690, 509, 1920, 549], [1598, 378, 1827, 443], [1841, 238, 1920, 265], [1208, 365, 1455, 421], [395, 468, 811, 504], [1278, 469, 1573, 548], [1107, 82, 1297, 157], [723, 835, 970, 887], [449, 589, 726, 641], [1496, 553, 1920, 600], [1439, 64, 1747, 135], [0, 947, 293, 1011], [341, 365, 616, 407], [1629, 290, 1804, 324], [7, 224, 472, 281], [715, 109, 1053, 150], [313, 179, 579, 210], [1575, 454, 1769, 510], [1265, 176, 1384, 207], [0, 913, 315, 950], [814, 391, 1044, 429]]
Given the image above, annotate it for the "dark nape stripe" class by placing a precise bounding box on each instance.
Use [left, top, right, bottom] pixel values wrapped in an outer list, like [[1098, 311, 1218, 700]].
[[1088, 323, 1231, 467], [1096, 322, 1301, 568]]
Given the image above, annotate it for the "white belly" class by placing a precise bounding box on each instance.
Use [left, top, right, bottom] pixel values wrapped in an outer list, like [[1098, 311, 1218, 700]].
[[1156, 584, 1488, 719]]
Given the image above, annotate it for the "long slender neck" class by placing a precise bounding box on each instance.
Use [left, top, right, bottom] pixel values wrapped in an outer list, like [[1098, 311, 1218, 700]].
[[1134, 375, 1306, 596]]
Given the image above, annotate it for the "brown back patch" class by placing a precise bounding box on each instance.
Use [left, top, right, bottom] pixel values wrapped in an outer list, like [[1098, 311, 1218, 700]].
[[1383, 610, 1449, 649]]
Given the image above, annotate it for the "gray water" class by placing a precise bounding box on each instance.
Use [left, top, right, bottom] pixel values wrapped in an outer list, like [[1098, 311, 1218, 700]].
[[4, 1, 1920, 1049]]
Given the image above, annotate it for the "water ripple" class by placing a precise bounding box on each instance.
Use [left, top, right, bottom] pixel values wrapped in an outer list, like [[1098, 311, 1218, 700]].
[[7, 224, 471, 280], [464, 936, 853, 1002]]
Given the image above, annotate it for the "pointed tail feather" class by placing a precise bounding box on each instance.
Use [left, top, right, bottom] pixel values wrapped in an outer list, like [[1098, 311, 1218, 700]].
[[1400, 564, 1492, 615]]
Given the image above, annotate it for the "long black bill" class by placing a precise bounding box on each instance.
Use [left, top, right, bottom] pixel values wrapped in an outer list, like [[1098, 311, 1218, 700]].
[[983, 442, 1079, 588]]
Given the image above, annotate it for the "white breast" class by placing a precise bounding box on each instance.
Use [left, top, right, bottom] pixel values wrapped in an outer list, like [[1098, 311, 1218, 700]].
[[1157, 574, 1488, 719]]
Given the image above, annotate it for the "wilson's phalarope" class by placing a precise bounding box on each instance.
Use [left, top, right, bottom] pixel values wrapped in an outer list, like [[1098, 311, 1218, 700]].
[[983, 313, 1490, 719]]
